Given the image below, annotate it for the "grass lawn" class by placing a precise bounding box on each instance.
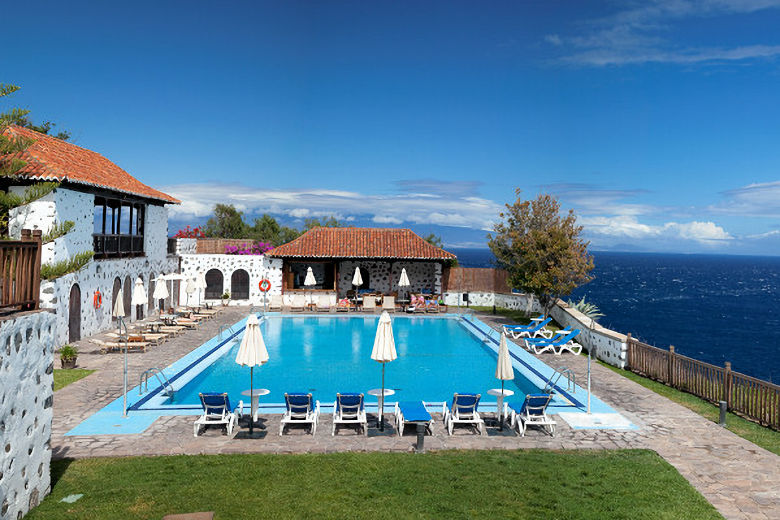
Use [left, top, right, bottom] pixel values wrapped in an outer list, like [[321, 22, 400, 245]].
[[30, 450, 720, 520], [53, 369, 95, 391], [601, 363, 780, 456]]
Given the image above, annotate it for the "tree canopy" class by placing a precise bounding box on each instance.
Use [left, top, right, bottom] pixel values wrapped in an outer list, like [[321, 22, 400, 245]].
[[201, 205, 348, 246], [488, 191, 594, 316]]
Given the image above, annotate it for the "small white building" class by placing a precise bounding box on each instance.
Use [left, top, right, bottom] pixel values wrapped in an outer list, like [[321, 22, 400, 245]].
[[3, 125, 180, 345]]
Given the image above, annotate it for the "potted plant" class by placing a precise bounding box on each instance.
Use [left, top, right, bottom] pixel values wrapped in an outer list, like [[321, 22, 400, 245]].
[[221, 291, 231, 306], [60, 345, 78, 369]]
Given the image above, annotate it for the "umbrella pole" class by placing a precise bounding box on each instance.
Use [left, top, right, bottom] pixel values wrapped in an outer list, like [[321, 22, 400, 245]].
[[249, 366, 254, 435], [380, 363, 385, 431], [499, 380, 504, 431]]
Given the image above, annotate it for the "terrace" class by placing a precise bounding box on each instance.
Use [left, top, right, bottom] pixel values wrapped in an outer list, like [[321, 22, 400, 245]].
[[50, 305, 780, 519]]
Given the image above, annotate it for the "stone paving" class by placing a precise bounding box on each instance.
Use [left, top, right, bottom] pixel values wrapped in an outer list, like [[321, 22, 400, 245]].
[[51, 308, 780, 520]]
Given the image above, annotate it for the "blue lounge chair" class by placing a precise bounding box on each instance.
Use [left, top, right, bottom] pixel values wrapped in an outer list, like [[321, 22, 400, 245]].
[[508, 393, 556, 436], [502, 317, 553, 339], [523, 329, 581, 355], [443, 393, 484, 435], [280, 392, 320, 436], [193, 392, 243, 437], [332, 392, 367, 436], [394, 401, 434, 436]]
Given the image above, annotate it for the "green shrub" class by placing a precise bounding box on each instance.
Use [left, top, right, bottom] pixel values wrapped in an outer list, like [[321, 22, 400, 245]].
[[42, 220, 75, 244], [59, 344, 77, 361], [41, 251, 94, 280]]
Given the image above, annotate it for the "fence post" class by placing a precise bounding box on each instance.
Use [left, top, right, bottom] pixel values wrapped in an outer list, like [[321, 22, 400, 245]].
[[668, 345, 675, 388], [724, 361, 732, 410], [31, 230, 42, 310], [625, 333, 632, 370]]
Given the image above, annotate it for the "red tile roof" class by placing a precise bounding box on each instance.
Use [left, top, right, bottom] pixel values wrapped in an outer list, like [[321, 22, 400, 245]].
[[1, 125, 179, 204], [267, 227, 457, 260]]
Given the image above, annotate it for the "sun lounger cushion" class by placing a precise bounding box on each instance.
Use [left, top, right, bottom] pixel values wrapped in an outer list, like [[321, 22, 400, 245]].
[[398, 401, 431, 423]]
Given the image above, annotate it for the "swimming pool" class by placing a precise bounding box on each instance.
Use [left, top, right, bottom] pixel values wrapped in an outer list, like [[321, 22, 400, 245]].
[[165, 315, 542, 407], [68, 313, 635, 436]]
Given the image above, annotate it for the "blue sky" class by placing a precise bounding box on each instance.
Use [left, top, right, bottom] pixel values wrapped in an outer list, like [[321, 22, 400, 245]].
[[4, 1, 780, 254]]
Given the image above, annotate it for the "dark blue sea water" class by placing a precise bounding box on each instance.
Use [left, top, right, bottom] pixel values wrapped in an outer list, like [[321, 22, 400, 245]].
[[449, 248, 780, 382]]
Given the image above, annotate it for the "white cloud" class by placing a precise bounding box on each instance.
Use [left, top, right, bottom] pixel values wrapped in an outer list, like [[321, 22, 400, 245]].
[[711, 181, 780, 217], [547, 0, 780, 67], [580, 215, 732, 244], [162, 182, 502, 231]]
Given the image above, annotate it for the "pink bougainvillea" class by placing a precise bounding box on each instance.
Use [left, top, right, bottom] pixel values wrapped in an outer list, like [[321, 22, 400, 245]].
[[225, 242, 274, 255]]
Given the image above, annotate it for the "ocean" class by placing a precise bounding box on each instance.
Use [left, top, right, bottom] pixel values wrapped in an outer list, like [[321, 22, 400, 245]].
[[448, 248, 780, 382]]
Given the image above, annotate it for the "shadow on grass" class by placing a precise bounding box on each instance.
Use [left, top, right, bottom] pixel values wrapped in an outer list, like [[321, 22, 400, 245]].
[[50, 459, 73, 488]]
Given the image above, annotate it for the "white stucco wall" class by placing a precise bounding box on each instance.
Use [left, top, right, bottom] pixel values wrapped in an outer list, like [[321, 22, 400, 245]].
[[0, 310, 56, 520], [178, 254, 283, 306], [8, 187, 93, 265], [175, 238, 197, 255]]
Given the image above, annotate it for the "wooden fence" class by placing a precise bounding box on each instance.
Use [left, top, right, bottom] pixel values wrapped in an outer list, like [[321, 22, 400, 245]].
[[442, 267, 510, 293], [0, 229, 42, 312], [195, 238, 259, 254], [627, 334, 780, 431]]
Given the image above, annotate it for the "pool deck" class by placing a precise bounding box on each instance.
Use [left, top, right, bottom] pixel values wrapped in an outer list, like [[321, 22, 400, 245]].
[[52, 307, 779, 520]]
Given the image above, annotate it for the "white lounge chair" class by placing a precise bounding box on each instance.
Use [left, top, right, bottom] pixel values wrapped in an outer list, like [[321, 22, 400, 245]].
[[268, 294, 283, 311], [362, 295, 377, 313], [290, 294, 306, 312], [90, 338, 149, 354], [193, 392, 243, 437], [280, 393, 320, 435], [395, 401, 434, 436], [502, 317, 554, 340], [316, 294, 331, 312], [508, 393, 556, 436], [332, 393, 367, 436], [381, 295, 396, 313], [524, 329, 582, 355], [443, 393, 484, 435]]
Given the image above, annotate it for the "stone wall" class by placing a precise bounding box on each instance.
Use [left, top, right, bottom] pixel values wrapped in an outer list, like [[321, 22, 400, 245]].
[[175, 238, 197, 255], [0, 310, 56, 520], [337, 261, 441, 295], [178, 254, 283, 306]]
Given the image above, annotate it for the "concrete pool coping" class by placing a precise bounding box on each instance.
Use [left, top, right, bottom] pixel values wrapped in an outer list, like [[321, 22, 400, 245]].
[[66, 312, 635, 436]]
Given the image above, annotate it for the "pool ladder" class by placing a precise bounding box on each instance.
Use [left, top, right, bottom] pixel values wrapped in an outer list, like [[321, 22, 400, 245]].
[[544, 366, 576, 394], [139, 368, 175, 396], [217, 324, 235, 340]]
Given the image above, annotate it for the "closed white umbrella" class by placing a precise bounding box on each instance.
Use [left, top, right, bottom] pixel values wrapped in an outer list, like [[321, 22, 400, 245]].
[[113, 285, 128, 417], [131, 277, 146, 320], [153, 274, 169, 313], [371, 311, 397, 431], [304, 267, 316, 306], [235, 315, 269, 436], [194, 272, 207, 306], [398, 267, 411, 302], [495, 332, 514, 430], [185, 278, 196, 306], [112, 288, 125, 320], [352, 267, 363, 287]]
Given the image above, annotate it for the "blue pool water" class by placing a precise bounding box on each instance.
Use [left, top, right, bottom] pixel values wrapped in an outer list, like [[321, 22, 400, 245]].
[[168, 315, 541, 407]]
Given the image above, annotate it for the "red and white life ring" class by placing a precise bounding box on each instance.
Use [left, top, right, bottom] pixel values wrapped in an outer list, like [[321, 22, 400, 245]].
[[258, 279, 272, 292], [93, 290, 103, 309]]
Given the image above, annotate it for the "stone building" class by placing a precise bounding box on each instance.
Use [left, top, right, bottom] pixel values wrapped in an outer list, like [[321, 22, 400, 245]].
[[266, 227, 457, 299], [2, 125, 180, 345]]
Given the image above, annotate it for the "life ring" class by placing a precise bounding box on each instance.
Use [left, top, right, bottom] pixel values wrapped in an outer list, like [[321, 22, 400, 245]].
[[259, 279, 272, 292], [93, 290, 103, 309]]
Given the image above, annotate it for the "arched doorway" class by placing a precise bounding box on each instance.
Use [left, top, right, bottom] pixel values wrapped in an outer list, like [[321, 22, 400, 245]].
[[205, 269, 223, 299], [123, 276, 132, 320], [68, 284, 81, 343], [111, 277, 122, 312], [231, 269, 250, 300]]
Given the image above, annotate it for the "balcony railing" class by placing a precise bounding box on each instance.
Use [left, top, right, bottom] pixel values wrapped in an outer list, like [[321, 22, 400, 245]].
[[93, 234, 145, 259]]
